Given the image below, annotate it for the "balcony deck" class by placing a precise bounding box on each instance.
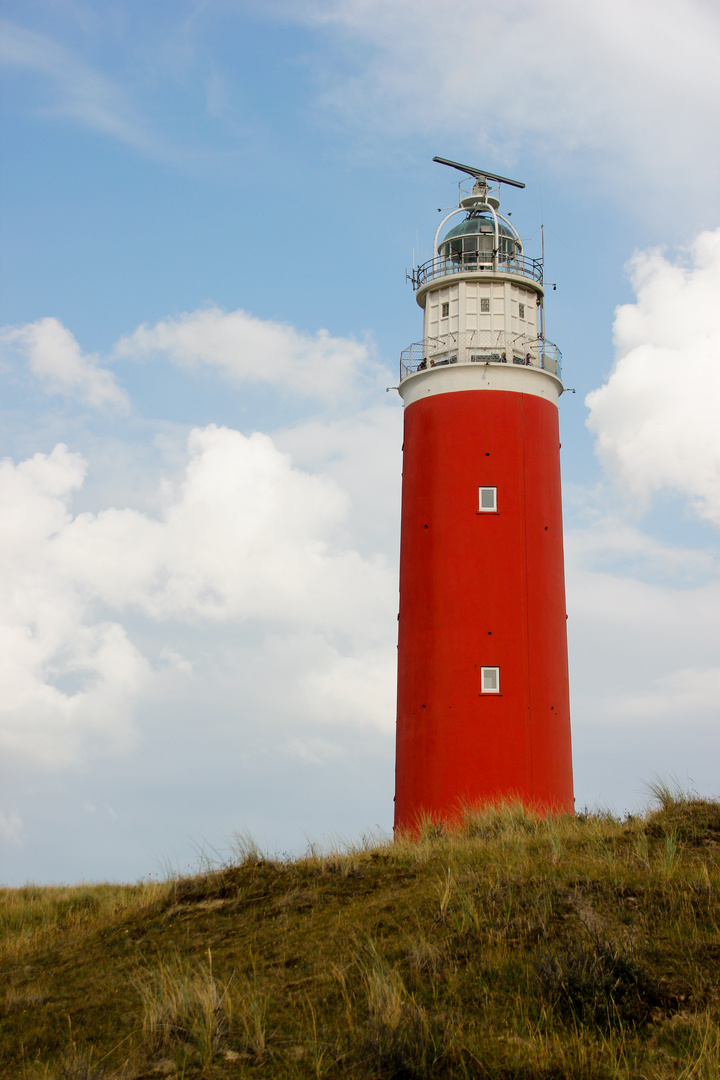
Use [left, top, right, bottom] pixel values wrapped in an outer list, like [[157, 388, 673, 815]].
[[410, 251, 544, 290], [400, 331, 562, 382]]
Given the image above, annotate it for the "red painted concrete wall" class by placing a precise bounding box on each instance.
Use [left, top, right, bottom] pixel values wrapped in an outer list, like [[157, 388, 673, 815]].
[[394, 387, 574, 832]]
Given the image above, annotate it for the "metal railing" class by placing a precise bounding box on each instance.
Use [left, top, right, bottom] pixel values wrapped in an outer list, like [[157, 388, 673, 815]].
[[400, 331, 562, 382], [410, 251, 544, 288]]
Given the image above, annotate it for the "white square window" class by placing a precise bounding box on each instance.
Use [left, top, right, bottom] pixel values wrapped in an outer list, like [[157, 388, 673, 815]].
[[481, 667, 500, 693], [519, 303, 525, 319], [480, 298, 490, 313], [478, 486, 497, 512], [441, 302, 449, 318]]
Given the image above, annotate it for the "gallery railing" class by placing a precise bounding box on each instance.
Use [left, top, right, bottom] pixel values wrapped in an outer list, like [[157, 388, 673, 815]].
[[400, 331, 562, 382], [409, 251, 544, 288]]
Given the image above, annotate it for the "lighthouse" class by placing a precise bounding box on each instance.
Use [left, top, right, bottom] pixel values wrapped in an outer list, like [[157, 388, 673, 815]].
[[394, 157, 574, 832]]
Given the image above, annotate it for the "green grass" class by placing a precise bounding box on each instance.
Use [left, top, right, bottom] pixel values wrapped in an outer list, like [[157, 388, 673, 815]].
[[1, 792, 719, 1078]]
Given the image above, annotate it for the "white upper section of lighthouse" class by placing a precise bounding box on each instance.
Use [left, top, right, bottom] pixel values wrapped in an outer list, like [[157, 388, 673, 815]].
[[399, 158, 563, 406]]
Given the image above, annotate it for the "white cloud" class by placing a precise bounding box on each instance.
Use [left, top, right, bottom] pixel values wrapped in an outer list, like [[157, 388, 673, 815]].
[[282, 0, 720, 201], [586, 229, 720, 525], [300, 643, 394, 729], [225, 627, 397, 736], [274, 404, 402, 556], [1, 317, 130, 410], [115, 306, 382, 404], [58, 424, 394, 627], [0, 444, 148, 766], [0, 426, 396, 767]]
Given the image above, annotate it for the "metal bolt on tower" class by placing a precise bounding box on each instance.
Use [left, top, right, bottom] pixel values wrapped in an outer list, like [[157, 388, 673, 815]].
[[394, 157, 574, 832]]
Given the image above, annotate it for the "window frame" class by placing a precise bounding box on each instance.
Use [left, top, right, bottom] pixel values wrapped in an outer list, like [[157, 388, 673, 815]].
[[478, 486, 498, 513], [480, 667, 500, 694], [441, 301, 450, 318]]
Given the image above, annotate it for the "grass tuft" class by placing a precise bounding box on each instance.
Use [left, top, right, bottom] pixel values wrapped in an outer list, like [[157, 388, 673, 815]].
[[535, 927, 658, 1031], [137, 949, 232, 1065]]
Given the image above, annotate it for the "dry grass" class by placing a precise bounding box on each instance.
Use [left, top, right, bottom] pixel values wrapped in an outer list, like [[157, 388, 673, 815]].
[[136, 949, 233, 1065], [0, 881, 173, 964], [1, 792, 719, 1078]]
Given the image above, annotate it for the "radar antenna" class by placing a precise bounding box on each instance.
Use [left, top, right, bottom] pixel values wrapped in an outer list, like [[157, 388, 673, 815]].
[[433, 156, 525, 190]]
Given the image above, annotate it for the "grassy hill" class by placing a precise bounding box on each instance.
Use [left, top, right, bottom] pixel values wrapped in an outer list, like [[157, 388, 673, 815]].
[[1, 787, 719, 1079]]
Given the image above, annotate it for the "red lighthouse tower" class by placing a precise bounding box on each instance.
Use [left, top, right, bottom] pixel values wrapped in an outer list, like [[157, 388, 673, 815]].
[[394, 158, 574, 832]]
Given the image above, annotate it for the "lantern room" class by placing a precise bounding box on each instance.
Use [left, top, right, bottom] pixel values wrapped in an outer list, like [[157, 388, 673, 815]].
[[439, 213, 520, 267]]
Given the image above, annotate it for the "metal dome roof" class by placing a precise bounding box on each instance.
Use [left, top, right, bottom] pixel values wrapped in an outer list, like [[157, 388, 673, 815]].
[[442, 214, 514, 243]]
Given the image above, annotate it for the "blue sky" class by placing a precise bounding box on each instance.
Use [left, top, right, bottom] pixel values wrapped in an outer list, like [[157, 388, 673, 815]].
[[1, 0, 719, 884]]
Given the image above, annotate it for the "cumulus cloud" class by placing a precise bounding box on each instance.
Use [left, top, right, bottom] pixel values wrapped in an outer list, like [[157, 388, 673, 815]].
[[115, 307, 382, 403], [300, 644, 395, 729], [59, 424, 394, 627], [586, 229, 720, 525], [0, 444, 148, 766], [274, 404, 402, 556], [1, 305, 386, 414], [282, 0, 720, 200], [0, 427, 396, 766], [1, 317, 130, 410]]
